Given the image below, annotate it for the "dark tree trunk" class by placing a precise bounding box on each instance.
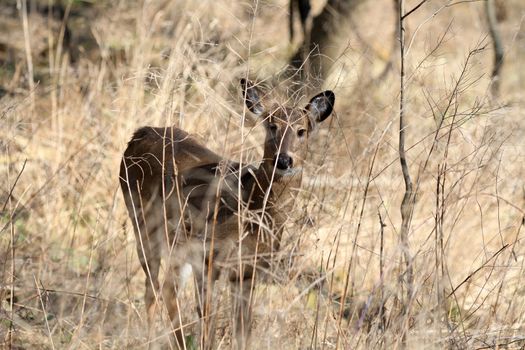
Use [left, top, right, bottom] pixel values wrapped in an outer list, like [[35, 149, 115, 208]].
[[289, 0, 358, 83], [486, 0, 504, 97], [289, 0, 311, 42]]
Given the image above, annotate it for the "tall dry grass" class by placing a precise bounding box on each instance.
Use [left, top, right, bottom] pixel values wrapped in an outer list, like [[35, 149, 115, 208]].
[[1, 0, 524, 349]]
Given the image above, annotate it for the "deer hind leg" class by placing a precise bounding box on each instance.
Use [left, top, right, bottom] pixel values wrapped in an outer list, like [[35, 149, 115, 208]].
[[161, 262, 186, 348], [135, 238, 161, 346], [122, 180, 163, 344], [132, 202, 166, 347]]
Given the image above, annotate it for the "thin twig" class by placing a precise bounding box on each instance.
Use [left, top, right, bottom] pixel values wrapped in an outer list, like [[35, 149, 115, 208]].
[[447, 244, 509, 298], [402, 0, 430, 20], [1, 159, 27, 214], [33, 276, 56, 350]]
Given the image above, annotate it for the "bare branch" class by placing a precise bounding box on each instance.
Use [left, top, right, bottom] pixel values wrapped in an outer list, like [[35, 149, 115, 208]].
[[402, 0, 430, 20], [398, 0, 414, 305]]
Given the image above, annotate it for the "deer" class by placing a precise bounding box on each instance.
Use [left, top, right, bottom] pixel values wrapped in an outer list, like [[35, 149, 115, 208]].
[[119, 79, 335, 349]]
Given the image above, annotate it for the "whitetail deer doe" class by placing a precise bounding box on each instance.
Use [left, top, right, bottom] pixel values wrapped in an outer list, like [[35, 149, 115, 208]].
[[119, 79, 335, 348]]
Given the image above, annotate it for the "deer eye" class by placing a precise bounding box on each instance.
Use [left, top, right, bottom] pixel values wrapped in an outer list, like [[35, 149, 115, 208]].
[[297, 129, 307, 137], [268, 123, 278, 132]]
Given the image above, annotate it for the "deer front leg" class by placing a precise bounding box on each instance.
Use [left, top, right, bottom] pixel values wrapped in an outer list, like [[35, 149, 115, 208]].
[[230, 265, 255, 350], [163, 239, 217, 349], [194, 262, 219, 350], [185, 240, 220, 350], [134, 236, 161, 349]]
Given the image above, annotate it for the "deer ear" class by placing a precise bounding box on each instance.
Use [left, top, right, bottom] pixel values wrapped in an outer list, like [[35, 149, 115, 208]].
[[241, 79, 265, 116], [306, 91, 335, 126]]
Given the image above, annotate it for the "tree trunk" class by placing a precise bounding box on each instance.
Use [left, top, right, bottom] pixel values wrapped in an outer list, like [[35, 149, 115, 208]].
[[289, 0, 358, 83], [486, 0, 504, 97]]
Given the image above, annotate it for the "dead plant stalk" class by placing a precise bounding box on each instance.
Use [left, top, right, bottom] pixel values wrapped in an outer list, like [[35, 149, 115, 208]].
[[398, 0, 415, 310]]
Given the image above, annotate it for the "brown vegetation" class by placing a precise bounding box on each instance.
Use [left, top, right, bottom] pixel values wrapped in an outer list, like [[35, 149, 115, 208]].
[[1, 0, 524, 349]]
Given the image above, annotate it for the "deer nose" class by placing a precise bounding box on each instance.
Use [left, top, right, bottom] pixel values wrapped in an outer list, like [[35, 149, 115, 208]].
[[275, 153, 293, 170]]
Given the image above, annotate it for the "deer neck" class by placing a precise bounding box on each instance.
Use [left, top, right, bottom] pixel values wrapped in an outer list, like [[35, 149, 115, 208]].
[[245, 161, 303, 213]]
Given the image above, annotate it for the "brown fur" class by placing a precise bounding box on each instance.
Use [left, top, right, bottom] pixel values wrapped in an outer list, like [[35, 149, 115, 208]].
[[119, 79, 335, 348]]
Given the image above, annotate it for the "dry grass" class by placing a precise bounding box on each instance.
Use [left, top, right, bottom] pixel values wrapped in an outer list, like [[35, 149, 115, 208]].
[[1, 0, 524, 349]]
